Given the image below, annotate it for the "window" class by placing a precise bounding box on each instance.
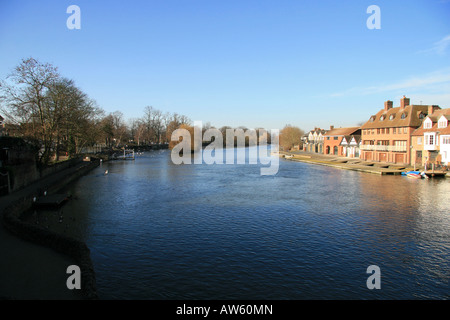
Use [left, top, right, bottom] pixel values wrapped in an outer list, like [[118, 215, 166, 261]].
[[403, 127, 407, 133], [377, 129, 380, 134], [417, 137, 422, 145], [393, 128, 396, 134], [419, 113, 425, 119], [427, 135, 434, 145], [443, 137, 450, 145], [334, 137, 338, 140], [389, 114, 395, 120], [438, 119, 447, 128], [424, 121, 432, 129], [381, 128, 385, 134], [394, 140, 407, 147], [327, 137, 330, 140], [401, 113, 407, 119], [386, 128, 390, 134], [380, 115, 385, 121]]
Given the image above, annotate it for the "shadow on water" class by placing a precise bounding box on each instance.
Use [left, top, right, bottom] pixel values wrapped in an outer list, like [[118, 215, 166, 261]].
[[25, 150, 450, 299]]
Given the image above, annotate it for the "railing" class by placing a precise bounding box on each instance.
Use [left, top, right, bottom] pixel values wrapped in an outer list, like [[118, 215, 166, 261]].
[[360, 145, 407, 152], [424, 144, 437, 151]]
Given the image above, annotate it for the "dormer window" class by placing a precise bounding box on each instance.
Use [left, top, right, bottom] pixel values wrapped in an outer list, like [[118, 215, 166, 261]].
[[424, 119, 433, 129], [380, 115, 385, 121], [370, 116, 375, 122], [401, 113, 407, 119], [438, 117, 448, 128], [418, 113, 425, 119], [389, 114, 395, 120]]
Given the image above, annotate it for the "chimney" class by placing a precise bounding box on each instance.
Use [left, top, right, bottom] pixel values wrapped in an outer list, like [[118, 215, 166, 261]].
[[428, 105, 440, 115], [330, 125, 334, 130], [400, 96, 410, 110], [384, 100, 393, 111]]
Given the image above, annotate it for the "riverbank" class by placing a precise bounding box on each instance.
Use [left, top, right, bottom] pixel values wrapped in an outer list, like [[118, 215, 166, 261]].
[[279, 151, 440, 176], [0, 160, 99, 300]]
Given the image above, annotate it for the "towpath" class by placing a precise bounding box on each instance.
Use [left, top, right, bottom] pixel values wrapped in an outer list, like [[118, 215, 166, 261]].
[[0, 161, 94, 299]]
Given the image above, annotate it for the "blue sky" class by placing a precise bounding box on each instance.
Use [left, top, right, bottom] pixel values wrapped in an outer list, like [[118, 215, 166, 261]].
[[1, 0, 449, 131]]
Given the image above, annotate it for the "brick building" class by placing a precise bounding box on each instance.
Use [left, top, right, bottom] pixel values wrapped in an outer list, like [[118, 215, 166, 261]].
[[360, 96, 436, 164], [323, 126, 361, 156]]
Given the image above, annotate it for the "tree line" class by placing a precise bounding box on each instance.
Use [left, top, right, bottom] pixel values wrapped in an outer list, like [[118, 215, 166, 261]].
[[0, 58, 191, 166], [0, 58, 305, 166]]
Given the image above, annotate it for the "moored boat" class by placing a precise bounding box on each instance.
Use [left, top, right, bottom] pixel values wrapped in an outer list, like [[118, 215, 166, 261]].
[[402, 170, 428, 179]]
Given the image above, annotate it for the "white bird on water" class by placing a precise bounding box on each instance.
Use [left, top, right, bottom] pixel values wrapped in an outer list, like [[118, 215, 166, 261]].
[[104, 170, 109, 175]]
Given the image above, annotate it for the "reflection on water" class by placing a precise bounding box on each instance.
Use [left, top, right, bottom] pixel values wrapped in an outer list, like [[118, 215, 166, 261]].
[[25, 150, 450, 299]]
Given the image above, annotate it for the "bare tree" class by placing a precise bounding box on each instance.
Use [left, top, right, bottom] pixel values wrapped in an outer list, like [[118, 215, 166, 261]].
[[0, 58, 61, 164], [130, 118, 146, 146], [111, 111, 128, 147], [279, 124, 304, 151]]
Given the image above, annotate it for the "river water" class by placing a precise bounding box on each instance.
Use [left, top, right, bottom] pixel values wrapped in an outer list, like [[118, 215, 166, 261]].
[[26, 149, 450, 299]]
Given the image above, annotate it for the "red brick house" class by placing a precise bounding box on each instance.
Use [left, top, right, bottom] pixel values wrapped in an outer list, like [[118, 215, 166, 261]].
[[323, 126, 361, 156]]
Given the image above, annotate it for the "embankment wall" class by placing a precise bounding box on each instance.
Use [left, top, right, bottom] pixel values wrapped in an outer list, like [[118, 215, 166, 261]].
[[1, 161, 99, 299]]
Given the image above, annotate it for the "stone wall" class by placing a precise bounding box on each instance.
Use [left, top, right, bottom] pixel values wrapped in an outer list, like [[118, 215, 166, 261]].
[[39, 157, 83, 179], [1, 161, 99, 299]]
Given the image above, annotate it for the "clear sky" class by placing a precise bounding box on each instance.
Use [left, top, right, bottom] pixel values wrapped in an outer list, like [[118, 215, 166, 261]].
[[1, 0, 449, 131]]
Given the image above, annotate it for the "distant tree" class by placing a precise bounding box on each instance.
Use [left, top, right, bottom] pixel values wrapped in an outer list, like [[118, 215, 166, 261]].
[[279, 125, 304, 151], [169, 123, 195, 151], [99, 114, 114, 148], [111, 111, 128, 147], [165, 112, 192, 144], [130, 118, 146, 146]]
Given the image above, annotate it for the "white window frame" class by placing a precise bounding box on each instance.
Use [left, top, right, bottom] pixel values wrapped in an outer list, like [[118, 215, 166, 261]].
[[423, 119, 433, 129], [425, 134, 436, 146]]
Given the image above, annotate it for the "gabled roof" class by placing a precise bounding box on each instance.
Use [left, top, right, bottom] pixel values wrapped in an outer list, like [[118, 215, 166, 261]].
[[350, 135, 361, 144], [324, 127, 360, 136], [307, 128, 327, 135], [340, 134, 361, 145], [412, 123, 450, 136], [361, 105, 431, 129], [411, 108, 450, 136]]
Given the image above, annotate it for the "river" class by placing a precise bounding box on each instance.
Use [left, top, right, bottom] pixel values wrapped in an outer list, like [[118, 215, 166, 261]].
[[24, 149, 450, 299]]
